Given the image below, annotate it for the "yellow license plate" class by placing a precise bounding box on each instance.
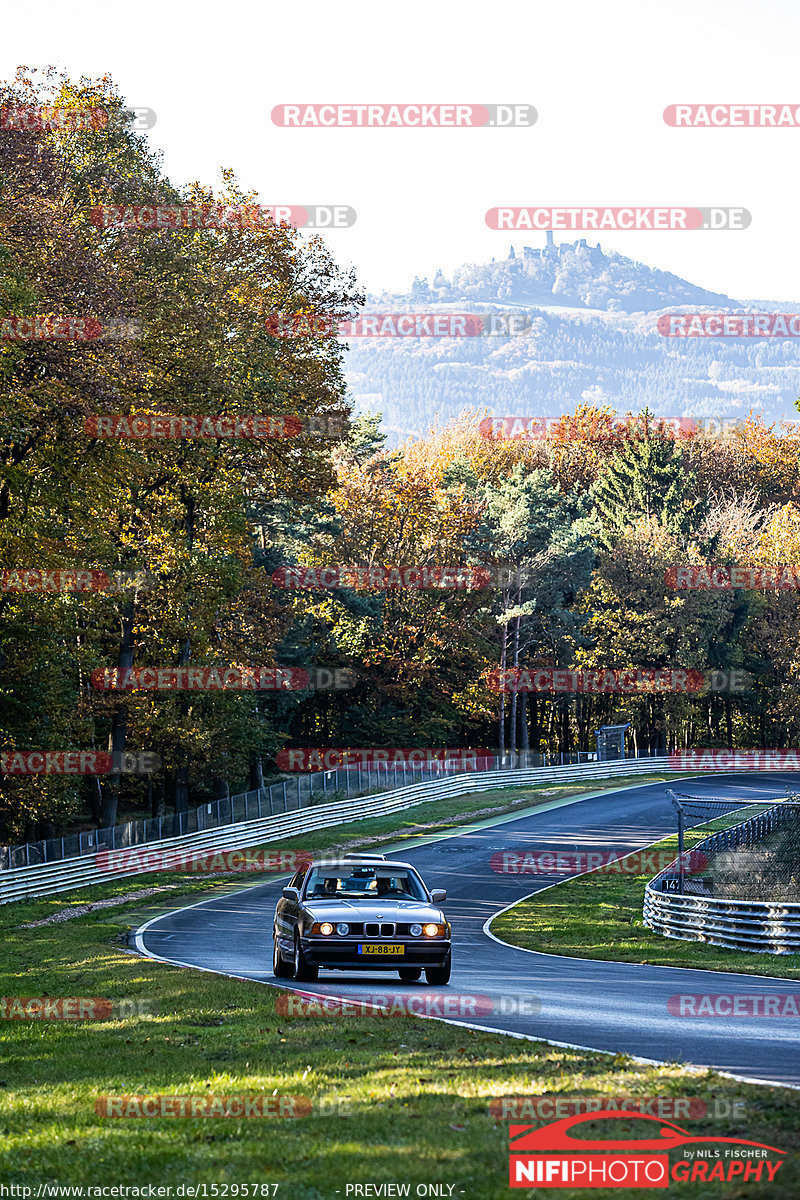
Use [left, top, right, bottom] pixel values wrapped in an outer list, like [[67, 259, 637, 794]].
[[358, 943, 404, 956]]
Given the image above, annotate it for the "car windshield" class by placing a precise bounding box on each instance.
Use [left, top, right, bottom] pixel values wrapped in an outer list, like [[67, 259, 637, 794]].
[[304, 865, 427, 901]]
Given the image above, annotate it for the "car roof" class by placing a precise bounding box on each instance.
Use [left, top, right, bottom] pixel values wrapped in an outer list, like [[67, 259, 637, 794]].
[[307, 857, 417, 871]]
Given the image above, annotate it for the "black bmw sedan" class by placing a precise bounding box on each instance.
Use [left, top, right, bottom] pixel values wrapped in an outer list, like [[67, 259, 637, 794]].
[[272, 854, 451, 984]]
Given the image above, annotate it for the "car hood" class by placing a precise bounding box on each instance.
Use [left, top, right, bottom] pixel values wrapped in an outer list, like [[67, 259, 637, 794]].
[[302, 899, 445, 925]]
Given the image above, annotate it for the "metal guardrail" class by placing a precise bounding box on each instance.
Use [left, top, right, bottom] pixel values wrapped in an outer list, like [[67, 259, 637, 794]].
[[2, 750, 611, 870], [1, 756, 674, 904], [643, 802, 800, 953]]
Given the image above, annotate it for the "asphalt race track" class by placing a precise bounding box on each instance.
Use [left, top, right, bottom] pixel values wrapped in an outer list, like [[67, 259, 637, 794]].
[[134, 773, 800, 1088]]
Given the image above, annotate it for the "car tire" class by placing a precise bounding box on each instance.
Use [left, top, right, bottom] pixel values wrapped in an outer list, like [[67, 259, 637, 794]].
[[424, 953, 451, 985], [294, 933, 319, 982], [273, 932, 293, 978], [398, 967, 422, 982]]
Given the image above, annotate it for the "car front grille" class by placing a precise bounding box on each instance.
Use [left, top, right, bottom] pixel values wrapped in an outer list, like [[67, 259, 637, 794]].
[[362, 921, 396, 937]]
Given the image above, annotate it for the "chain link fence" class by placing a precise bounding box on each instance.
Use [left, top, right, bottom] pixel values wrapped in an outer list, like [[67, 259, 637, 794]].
[[656, 792, 800, 900], [1, 747, 655, 871], [701, 802, 800, 900]]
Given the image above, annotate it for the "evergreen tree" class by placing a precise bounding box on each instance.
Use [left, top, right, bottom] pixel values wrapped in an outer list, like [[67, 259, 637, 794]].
[[337, 411, 386, 466], [589, 411, 708, 548]]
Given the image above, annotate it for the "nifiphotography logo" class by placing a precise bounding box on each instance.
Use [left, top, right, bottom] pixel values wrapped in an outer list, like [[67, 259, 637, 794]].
[[507, 1112, 786, 1187]]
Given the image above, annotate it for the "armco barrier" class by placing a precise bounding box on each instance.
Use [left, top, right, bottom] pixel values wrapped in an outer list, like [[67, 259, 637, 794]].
[[643, 802, 800, 953], [0, 757, 675, 904], [1, 750, 607, 869], [3, 756, 498, 870]]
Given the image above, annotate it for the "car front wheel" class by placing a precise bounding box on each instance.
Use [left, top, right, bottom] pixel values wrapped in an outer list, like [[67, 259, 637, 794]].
[[424, 953, 451, 985], [273, 932, 293, 978], [294, 933, 319, 982]]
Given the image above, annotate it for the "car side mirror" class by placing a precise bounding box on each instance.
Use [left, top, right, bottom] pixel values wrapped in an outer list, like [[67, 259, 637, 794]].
[[430, 889, 446, 903], [282, 886, 300, 902]]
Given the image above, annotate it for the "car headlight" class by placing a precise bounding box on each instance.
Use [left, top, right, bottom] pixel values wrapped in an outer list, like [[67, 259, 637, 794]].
[[409, 923, 423, 937], [335, 922, 350, 936], [423, 923, 441, 937], [319, 922, 334, 936]]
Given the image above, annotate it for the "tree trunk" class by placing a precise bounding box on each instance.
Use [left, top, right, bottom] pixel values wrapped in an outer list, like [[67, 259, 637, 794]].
[[530, 694, 540, 761], [561, 703, 571, 756], [725, 695, 733, 749], [249, 753, 264, 790], [498, 622, 508, 759], [153, 775, 166, 818], [98, 598, 136, 828], [173, 487, 196, 818], [509, 615, 520, 759], [174, 763, 190, 819], [173, 631, 192, 817], [91, 777, 103, 825], [212, 774, 230, 802]]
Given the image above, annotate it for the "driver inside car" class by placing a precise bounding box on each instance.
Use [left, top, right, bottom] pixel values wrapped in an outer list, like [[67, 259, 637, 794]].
[[312, 877, 339, 897]]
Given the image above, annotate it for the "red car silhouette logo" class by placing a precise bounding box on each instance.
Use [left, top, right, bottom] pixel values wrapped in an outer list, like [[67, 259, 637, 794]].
[[510, 1111, 785, 1156]]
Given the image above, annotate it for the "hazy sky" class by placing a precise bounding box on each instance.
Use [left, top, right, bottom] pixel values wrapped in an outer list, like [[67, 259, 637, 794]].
[[3, 0, 800, 301]]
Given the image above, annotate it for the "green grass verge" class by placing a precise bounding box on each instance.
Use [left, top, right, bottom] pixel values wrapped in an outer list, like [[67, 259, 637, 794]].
[[492, 808, 800, 979], [3, 886, 799, 1196], [4, 774, 797, 1197]]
